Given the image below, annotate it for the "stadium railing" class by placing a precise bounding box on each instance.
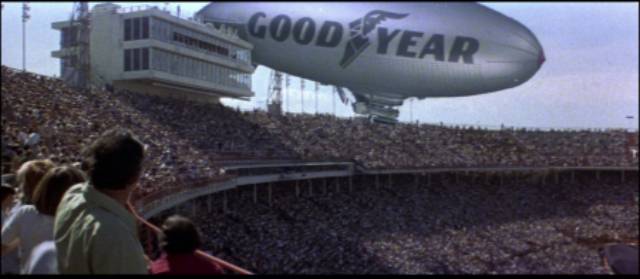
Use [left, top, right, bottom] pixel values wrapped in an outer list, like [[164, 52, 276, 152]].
[[134, 174, 236, 208], [126, 202, 254, 275]]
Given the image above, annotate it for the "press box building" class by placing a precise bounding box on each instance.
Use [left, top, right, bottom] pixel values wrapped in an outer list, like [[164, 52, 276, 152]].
[[51, 3, 254, 103]]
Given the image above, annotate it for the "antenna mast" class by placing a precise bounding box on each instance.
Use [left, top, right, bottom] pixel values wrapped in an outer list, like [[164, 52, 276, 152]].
[[267, 70, 283, 115], [65, 2, 91, 89]]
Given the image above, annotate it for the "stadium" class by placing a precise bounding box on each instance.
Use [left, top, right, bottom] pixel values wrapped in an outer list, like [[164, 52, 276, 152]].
[[1, 2, 638, 275]]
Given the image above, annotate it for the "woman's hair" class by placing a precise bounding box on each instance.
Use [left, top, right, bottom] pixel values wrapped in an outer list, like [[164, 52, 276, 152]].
[[159, 215, 202, 254], [16, 159, 56, 204], [32, 166, 86, 216]]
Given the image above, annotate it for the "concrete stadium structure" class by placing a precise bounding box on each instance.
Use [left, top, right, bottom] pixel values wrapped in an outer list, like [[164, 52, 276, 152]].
[[51, 3, 254, 104], [136, 163, 639, 219]]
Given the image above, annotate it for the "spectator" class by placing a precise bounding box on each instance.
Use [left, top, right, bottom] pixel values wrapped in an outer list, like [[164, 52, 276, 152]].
[[601, 244, 639, 275], [1, 183, 19, 274], [54, 128, 148, 274], [1, 165, 83, 274], [15, 159, 55, 205], [1, 159, 55, 275], [0, 183, 16, 221], [19, 165, 85, 274], [150, 215, 224, 275]]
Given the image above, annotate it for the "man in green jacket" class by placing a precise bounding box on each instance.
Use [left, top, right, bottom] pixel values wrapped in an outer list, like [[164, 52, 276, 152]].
[[54, 128, 148, 274]]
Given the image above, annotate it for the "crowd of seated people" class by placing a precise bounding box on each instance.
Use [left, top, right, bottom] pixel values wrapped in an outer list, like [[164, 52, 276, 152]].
[[154, 172, 638, 274], [2, 66, 638, 274], [243, 111, 636, 169], [1, 65, 637, 204], [2, 66, 239, 201]]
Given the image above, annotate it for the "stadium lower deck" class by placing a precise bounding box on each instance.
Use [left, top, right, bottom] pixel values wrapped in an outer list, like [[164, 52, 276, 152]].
[[2, 66, 639, 274], [141, 171, 637, 274]]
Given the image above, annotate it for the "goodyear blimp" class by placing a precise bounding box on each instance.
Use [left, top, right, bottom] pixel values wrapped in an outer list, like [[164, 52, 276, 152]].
[[196, 2, 545, 123]]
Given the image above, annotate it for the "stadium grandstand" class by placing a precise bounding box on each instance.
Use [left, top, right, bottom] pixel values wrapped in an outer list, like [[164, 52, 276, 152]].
[[1, 65, 638, 274]]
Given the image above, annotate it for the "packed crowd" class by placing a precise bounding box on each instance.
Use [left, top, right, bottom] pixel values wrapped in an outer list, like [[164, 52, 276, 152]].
[[163, 172, 638, 274], [244, 112, 637, 169], [2, 66, 233, 200], [2, 66, 638, 274], [2, 65, 637, 201]]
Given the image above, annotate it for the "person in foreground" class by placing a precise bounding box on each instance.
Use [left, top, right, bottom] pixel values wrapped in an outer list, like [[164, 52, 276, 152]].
[[1, 183, 19, 274], [54, 128, 148, 274], [1, 160, 56, 273], [21, 166, 86, 274], [150, 215, 224, 275]]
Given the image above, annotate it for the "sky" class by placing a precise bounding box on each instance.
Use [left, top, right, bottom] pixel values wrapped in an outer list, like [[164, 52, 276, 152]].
[[1, 2, 638, 130]]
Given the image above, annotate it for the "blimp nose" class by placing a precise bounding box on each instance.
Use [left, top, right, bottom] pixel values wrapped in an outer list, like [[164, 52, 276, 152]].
[[481, 25, 545, 90], [517, 24, 545, 69], [515, 38, 544, 84], [510, 22, 545, 80], [537, 47, 546, 67]]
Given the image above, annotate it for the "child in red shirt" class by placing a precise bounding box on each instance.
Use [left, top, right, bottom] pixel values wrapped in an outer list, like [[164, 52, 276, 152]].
[[150, 215, 224, 275]]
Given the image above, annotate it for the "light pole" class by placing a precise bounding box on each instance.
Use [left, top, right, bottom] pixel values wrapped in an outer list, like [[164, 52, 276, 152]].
[[285, 74, 290, 113], [22, 2, 30, 72], [332, 86, 336, 116], [314, 82, 319, 115], [300, 78, 305, 114], [409, 98, 413, 123]]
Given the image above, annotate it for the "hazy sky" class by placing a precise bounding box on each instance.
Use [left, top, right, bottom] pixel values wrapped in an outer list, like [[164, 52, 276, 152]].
[[2, 2, 638, 130]]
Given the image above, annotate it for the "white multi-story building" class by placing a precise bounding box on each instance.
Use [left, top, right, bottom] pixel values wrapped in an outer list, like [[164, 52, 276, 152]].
[[52, 3, 254, 103]]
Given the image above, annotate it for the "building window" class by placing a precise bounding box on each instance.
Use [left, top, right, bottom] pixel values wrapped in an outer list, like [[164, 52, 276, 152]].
[[124, 17, 149, 41], [133, 18, 141, 40], [133, 48, 141, 70], [61, 27, 78, 48], [142, 48, 149, 70], [124, 19, 132, 41], [142, 17, 149, 39], [124, 49, 132, 71], [124, 48, 150, 72], [147, 48, 250, 89], [171, 31, 229, 57]]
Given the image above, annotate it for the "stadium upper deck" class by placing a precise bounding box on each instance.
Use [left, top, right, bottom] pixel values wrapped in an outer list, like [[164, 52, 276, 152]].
[[2, 65, 638, 203]]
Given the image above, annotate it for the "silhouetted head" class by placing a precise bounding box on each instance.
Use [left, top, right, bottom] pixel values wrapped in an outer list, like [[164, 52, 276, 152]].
[[1, 183, 16, 209], [85, 128, 145, 190], [159, 215, 202, 254]]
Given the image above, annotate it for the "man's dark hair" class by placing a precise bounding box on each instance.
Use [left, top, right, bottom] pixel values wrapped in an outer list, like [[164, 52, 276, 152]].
[[159, 215, 202, 254], [86, 128, 145, 190]]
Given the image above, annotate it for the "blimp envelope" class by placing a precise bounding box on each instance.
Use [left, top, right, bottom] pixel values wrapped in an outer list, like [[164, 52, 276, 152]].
[[196, 2, 545, 123]]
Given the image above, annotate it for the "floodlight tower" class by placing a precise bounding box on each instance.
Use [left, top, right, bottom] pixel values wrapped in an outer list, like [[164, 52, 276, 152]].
[[267, 70, 283, 115], [71, 2, 91, 89]]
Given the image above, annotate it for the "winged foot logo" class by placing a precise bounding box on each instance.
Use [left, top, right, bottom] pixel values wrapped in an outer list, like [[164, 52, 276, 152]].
[[339, 10, 409, 68]]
